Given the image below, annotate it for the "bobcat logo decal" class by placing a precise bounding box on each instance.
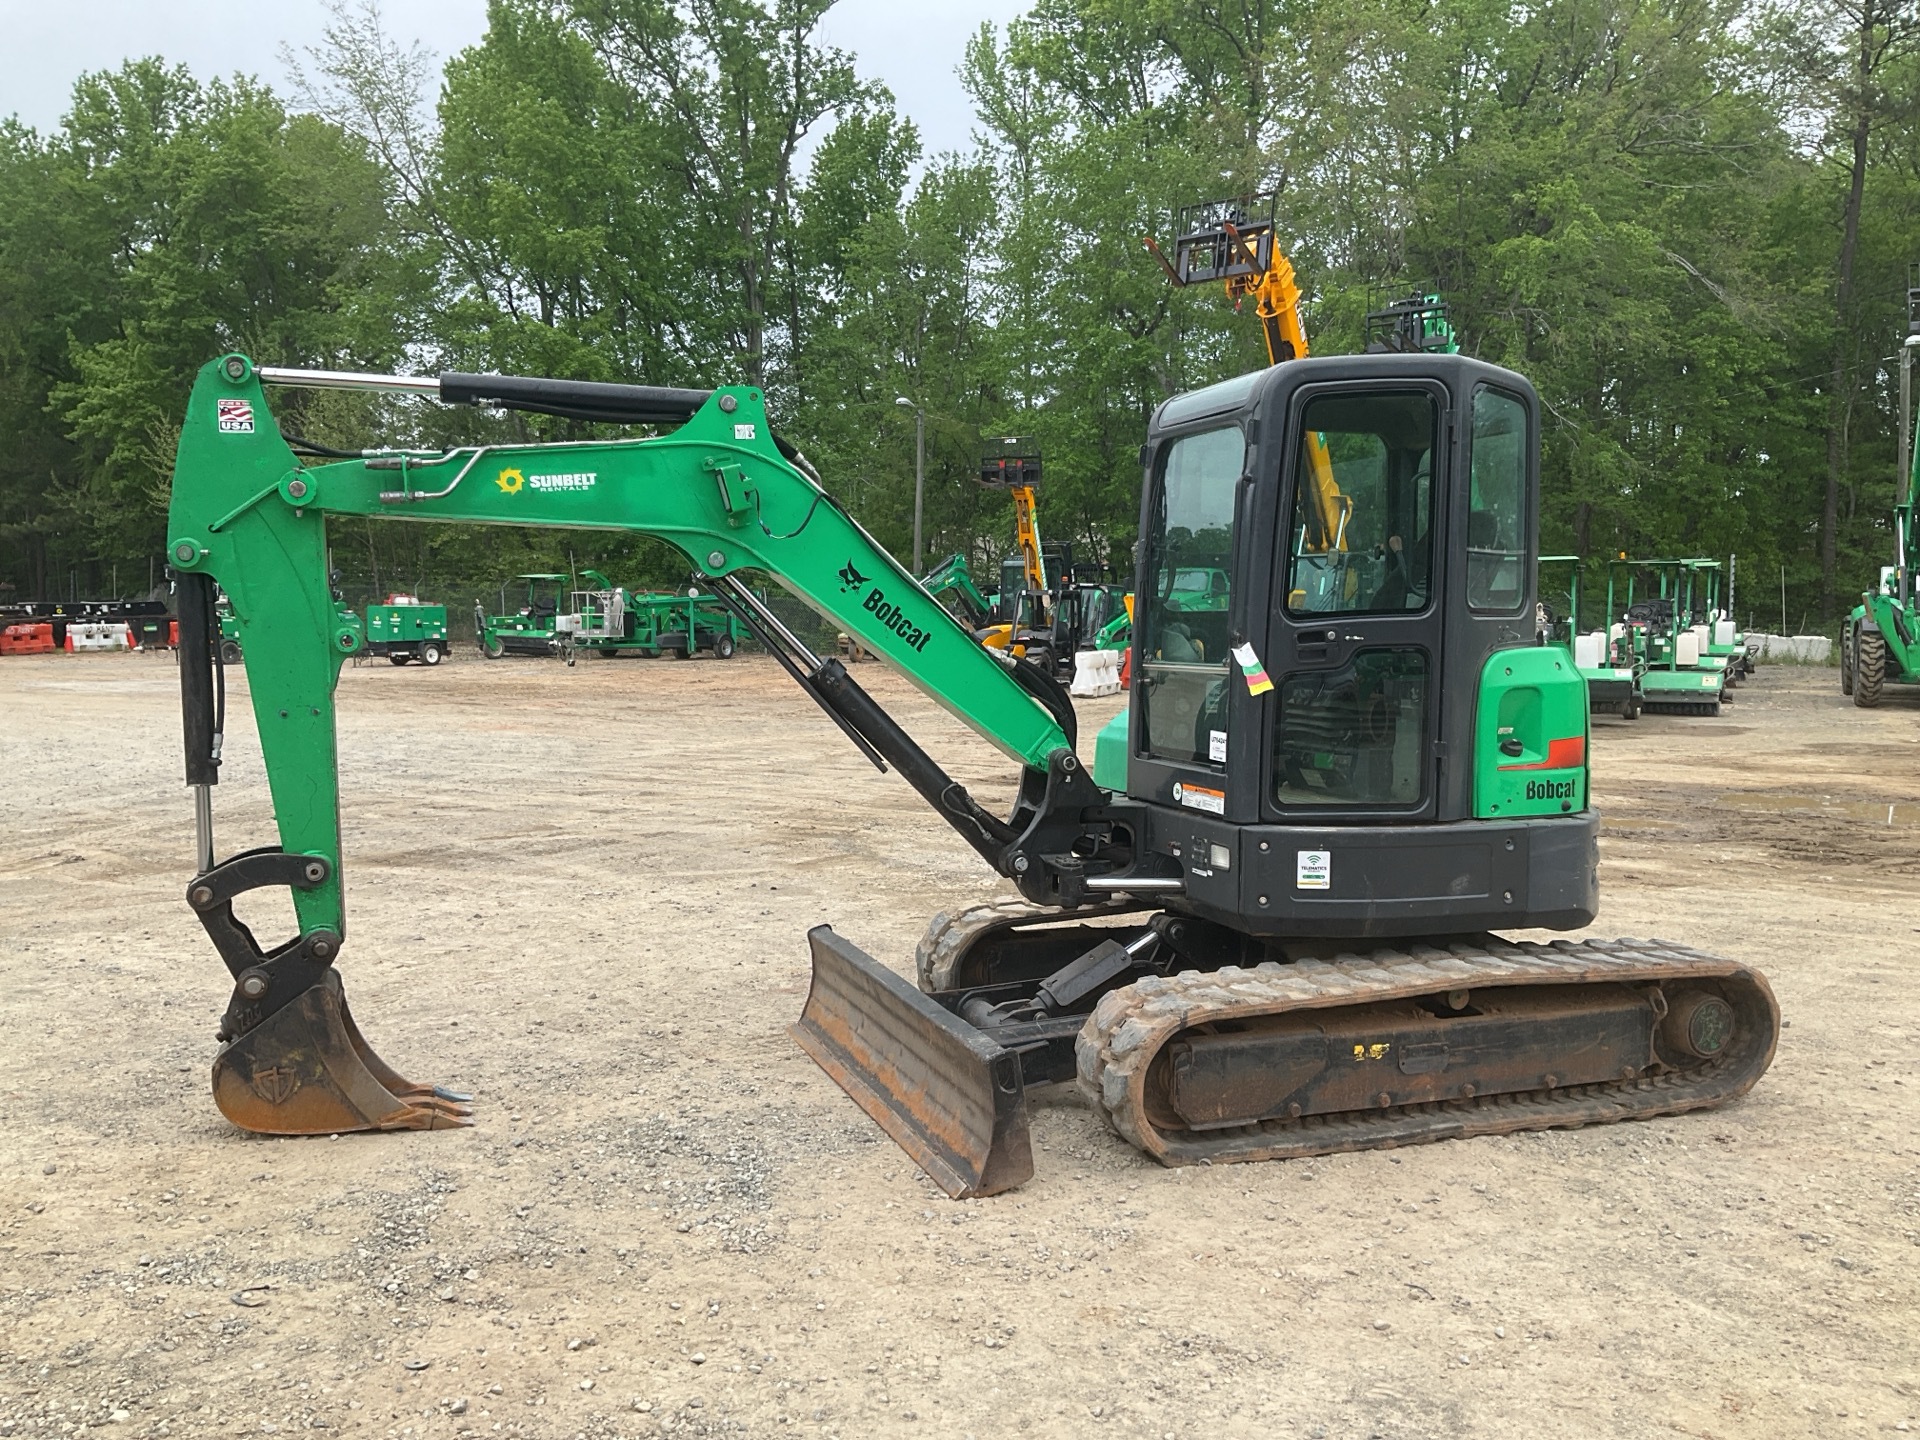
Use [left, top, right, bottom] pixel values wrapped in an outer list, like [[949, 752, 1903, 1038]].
[[838, 560, 869, 593]]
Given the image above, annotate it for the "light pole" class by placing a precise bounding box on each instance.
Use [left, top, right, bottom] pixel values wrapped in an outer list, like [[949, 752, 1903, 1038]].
[[896, 395, 924, 574]]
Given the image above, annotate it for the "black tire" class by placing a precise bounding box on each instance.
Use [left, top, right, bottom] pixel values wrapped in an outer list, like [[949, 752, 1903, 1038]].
[[1618, 698, 1634, 720], [671, 644, 690, 660], [219, 640, 242, 664], [420, 641, 443, 666], [1855, 630, 1886, 708], [481, 635, 505, 660], [1839, 627, 1854, 695], [714, 634, 736, 659], [389, 653, 411, 666]]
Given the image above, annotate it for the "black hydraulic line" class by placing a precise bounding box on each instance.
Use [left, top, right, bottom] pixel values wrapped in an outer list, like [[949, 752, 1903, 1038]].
[[772, 432, 826, 487], [176, 572, 220, 787], [1007, 651, 1078, 749], [811, 658, 1018, 867], [439, 373, 713, 427], [280, 432, 363, 459]]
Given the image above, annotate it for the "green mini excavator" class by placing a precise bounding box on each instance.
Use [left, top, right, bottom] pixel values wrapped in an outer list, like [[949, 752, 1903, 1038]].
[[165, 353, 1777, 1197]]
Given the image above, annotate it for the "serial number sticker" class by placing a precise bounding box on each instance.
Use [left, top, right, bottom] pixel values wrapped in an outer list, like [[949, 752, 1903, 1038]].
[[1296, 849, 1331, 890], [217, 398, 254, 434], [1208, 729, 1227, 763], [734, 423, 757, 440], [1171, 782, 1225, 815]]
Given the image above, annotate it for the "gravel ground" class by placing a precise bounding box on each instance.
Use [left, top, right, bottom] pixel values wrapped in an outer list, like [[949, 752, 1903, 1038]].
[[1, 649, 1916, 1440]]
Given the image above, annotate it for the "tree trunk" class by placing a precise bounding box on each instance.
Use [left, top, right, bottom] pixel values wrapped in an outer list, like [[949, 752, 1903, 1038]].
[[1822, 22, 1875, 608]]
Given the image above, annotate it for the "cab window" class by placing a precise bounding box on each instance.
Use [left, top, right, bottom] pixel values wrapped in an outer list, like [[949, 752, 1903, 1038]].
[[1139, 427, 1241, 764], [1284, 392, 1436, 616], [1467, 387, 1528, 612]]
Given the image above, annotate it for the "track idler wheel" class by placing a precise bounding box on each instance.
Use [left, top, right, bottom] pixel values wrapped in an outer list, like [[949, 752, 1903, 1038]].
[[213, 970, 472, 1134]]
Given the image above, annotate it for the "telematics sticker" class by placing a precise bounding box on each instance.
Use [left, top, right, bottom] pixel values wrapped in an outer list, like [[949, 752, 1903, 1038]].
[[1208, 729, 1227, 762], [217, 398, 254, 434], [1296, 850, 1331, 890], [1172, 782, 1225, 815]]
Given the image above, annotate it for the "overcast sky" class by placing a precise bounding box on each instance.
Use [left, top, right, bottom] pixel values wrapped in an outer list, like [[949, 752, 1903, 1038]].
[[1, 0, 1027, 163]]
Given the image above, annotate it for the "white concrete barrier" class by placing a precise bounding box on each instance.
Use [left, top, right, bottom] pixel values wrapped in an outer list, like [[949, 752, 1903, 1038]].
[[1748, 634, 1833, 663], [1070, 649, 1122, 697], [66, 622, 131, 652]]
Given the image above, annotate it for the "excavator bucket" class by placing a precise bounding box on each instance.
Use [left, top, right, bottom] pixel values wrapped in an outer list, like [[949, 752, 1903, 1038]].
[[793, 926, 1033, 1198], [212, 970, 472, 1135]]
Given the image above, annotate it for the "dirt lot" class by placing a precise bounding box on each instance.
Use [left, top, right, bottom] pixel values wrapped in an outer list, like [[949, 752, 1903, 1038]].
[[2, 650, 1916, 1440]]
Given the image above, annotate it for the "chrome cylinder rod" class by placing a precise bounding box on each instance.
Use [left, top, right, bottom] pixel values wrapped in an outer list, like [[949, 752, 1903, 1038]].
[[193, 784, 215, 876], [256, 366, 442, 396]]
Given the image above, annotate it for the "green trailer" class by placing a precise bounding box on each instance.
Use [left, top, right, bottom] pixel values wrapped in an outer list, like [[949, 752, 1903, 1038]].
[[1841, 286, 1920, 705], [363, 596, 449, 666], [622, 590, 746, 659], [1540, 555, 1642, 718]]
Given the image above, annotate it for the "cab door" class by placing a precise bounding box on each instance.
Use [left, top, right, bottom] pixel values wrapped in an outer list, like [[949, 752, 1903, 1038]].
[[1262, 384, 1448, 821]]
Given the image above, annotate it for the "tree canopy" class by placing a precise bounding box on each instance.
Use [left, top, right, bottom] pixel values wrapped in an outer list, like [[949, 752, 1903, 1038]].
[[4, 0, 1917, 628]]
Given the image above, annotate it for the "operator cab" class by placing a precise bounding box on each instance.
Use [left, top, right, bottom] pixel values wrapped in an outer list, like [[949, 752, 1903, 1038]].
[[1125, 354, 1591, 938]]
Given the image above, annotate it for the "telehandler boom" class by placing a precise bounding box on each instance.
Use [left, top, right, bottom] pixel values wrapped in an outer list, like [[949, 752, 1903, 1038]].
[[166, 353, 1777, 1198]]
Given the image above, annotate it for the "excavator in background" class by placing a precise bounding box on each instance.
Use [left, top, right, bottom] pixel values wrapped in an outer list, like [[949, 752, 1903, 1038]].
[[164, 352, 1777, 1198]]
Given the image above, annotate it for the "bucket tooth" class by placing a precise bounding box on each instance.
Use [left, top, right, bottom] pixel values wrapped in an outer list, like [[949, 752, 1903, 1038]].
[[793, 925, 1033, 1199], [212, 970, 472, 1135]]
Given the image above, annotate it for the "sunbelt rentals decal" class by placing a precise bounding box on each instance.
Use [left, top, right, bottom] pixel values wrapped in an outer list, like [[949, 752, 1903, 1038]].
[[836, 558, 933, 653], [496, 466, 597, 494]]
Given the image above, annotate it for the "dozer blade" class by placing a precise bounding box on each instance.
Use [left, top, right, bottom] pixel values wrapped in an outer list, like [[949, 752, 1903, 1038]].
[[212, 970, 473, 1135], [793, 926, 1033, 1199]]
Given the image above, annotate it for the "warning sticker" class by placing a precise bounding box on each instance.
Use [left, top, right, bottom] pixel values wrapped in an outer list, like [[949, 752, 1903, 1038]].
[[216, 398, 254, 434], [734, 423, 757, 440], [1296, 849, 1331, 890], [1208, 729, 1227, 763], [1172, 782, 1225, 815]]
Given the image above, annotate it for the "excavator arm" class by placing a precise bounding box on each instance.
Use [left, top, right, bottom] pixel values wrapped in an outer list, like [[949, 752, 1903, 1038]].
[[166, 355, 1136, 1171], [919, 552, 995, 628]]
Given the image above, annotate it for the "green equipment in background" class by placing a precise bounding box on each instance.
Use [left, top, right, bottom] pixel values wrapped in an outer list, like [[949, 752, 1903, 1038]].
[[1841, 275, 1920, 705], [363, 596, 449, 666], [1539, 555, 1642, 719], [478, 569, 749, 662], [1676, 559, 1756, 679], [921, 552, 996, 629], [1608, 559, 1728, 716], [475, 573, 570, 658]]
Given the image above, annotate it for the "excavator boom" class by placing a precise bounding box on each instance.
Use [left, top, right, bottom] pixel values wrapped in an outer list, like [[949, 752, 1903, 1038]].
[[166, 356, 1133, 1178]]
